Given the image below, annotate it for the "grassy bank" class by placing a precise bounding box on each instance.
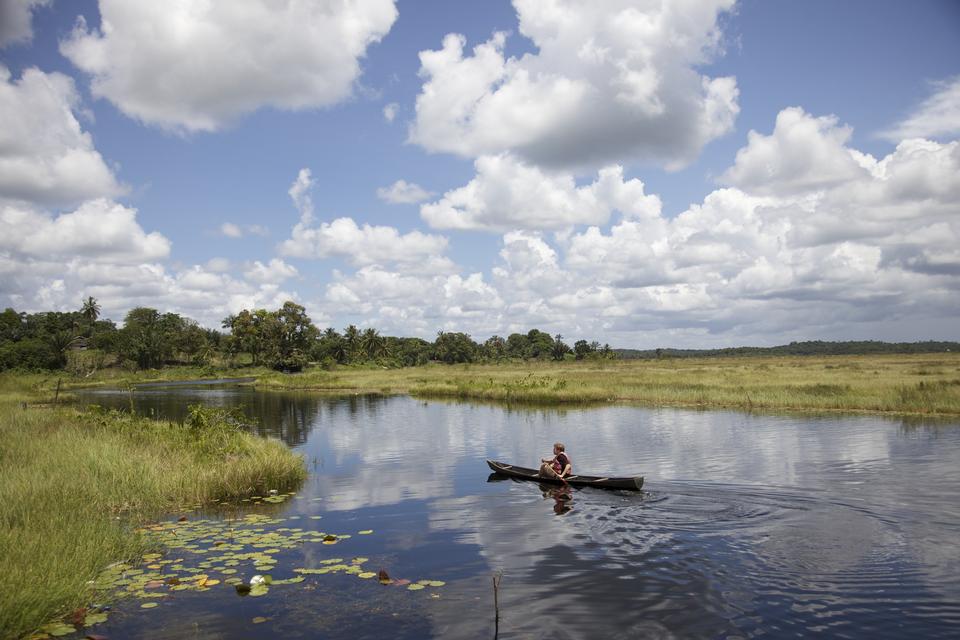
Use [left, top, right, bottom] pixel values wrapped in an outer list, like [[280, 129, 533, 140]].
[[0, 392, 306, 639], [249, 353, 960, 415], [14, 352, 960, 416]]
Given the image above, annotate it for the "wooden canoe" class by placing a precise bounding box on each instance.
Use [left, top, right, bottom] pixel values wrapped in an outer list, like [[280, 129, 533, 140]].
[[486, 460, 644, 491]]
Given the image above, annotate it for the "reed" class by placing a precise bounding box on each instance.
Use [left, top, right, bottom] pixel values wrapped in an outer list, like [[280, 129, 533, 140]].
[[0, 398, 305, 639]]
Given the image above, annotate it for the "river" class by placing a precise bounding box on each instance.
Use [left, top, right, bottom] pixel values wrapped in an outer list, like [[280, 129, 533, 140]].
[[73, 385, 960, 639]]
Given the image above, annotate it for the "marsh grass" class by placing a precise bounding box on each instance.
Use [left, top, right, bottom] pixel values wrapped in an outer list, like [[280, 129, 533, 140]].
[[248, 354, 960, 415], [0, 398, 305, 639]]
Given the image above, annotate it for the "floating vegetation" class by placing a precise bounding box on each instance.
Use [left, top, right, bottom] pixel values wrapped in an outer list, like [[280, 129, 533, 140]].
[[75, 511, 448, 630]]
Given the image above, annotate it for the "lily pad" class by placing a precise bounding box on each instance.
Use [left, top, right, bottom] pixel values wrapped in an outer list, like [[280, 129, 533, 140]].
[[84, 611, 109, 626], [407, 583, 425, 591], [249, 584, 269, 597], [252, 616, 269, 624], [40, 623, 75, 637], [140, 602, 159, 609], [358, 530, 373, 535]]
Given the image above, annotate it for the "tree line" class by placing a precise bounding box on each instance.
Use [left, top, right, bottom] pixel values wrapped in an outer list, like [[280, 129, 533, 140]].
[[616, 340, 960, 359], [0, 298, 615, 372]]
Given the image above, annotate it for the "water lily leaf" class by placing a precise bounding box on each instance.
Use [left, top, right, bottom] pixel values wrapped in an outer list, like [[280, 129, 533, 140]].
[[270, 576, 305, 585], [358, 572, 377, 579], [40, 623, 75, 637], [147, 563, 162, 569], [252, 616, 269, 624], [221, 568, 237, 574], [407, 584, 425, 591], [351, 557, 368, 564], [319, 558, 344, 565], [84, 612, 109, 626], [249, 584, 269, 597], [358, 530, 373, 535], [140, 602, 158, 609], [427, 580, 446, 587]]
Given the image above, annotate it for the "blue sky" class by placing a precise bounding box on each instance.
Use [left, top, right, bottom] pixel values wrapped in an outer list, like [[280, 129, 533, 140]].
[[1, 0, 958, 348]]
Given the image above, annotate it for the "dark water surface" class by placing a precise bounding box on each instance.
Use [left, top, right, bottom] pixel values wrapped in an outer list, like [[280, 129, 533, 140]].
[[74, 386, 960, 639]]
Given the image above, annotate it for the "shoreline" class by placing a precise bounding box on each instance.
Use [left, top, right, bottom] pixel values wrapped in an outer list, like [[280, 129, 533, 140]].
[[34, 352, 960, 417]]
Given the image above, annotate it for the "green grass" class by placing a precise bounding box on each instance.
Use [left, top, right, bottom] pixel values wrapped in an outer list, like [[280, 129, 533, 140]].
[[0, 394, 305, 639], [12, 352, 960, 416], [250, 353, 960, 415]]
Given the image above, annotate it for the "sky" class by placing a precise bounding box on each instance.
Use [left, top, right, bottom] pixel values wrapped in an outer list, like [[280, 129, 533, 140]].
[[1, 0, 959, 348]]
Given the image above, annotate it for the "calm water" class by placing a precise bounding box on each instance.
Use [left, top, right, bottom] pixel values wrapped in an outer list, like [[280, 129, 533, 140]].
[[75, 385, 960, 639]]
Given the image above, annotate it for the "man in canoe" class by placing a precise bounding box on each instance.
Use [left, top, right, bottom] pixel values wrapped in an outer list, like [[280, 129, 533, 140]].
[[540, 442, 572, 480]]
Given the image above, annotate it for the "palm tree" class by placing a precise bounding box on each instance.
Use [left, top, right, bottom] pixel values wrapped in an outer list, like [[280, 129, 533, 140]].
[[360, 327, 390, 360], [81, 296, 100, 323], [551, 334, 569, 361], [343, 325, 360, 362]]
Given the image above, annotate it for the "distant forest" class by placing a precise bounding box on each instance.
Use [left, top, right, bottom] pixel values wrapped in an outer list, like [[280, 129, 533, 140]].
[[0, 299, 614, 373], [616, 341, 960, 360], [1, 298, 956, 373]]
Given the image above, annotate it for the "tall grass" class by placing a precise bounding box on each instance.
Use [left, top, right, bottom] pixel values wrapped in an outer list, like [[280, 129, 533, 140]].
[[13, 352, 960, 416], [250, 353, 960, 415], [0, 399, 305, 639]]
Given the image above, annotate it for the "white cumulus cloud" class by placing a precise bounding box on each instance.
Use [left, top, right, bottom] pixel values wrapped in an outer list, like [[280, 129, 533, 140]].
[[0, 65, 123, 207], [244, 258, 298, 285], [720, 107, 874, 195], [377, 179, 434, 204], [0, 0, 49, 47], [280, 168, 451, 269], [421, 154, 661, 231], [383, 102, 398, 123], [0, 199, 170, 262], [60, 0, 399, 132], [281, 216, 451, 269], [409, 0, 738, 170]]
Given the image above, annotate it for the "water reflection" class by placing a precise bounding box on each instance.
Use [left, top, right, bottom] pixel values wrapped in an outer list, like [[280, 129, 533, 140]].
[[72, 387, 960, 638]]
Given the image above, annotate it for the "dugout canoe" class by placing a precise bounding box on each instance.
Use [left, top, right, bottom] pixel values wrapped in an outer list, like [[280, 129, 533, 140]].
[[486, 460, 644, 491]]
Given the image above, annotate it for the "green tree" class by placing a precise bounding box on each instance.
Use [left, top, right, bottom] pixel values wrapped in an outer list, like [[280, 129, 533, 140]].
[[265, 301, 318, 371], [550, 334, 570, 361], [573, 339, 592, 360], [80, 296, 101, 324], [482, 335, 506, 361], [433, 330, 478, 364], [526, 329, 555, 359], [505, 333, 529, 359], [343, 324, 360, 362], [119, 307, 171, 369]]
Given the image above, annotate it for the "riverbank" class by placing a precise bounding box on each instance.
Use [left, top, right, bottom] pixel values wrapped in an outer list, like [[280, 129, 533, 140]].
[[0, 389, 306, 639], [12, 352, 960, 416]]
